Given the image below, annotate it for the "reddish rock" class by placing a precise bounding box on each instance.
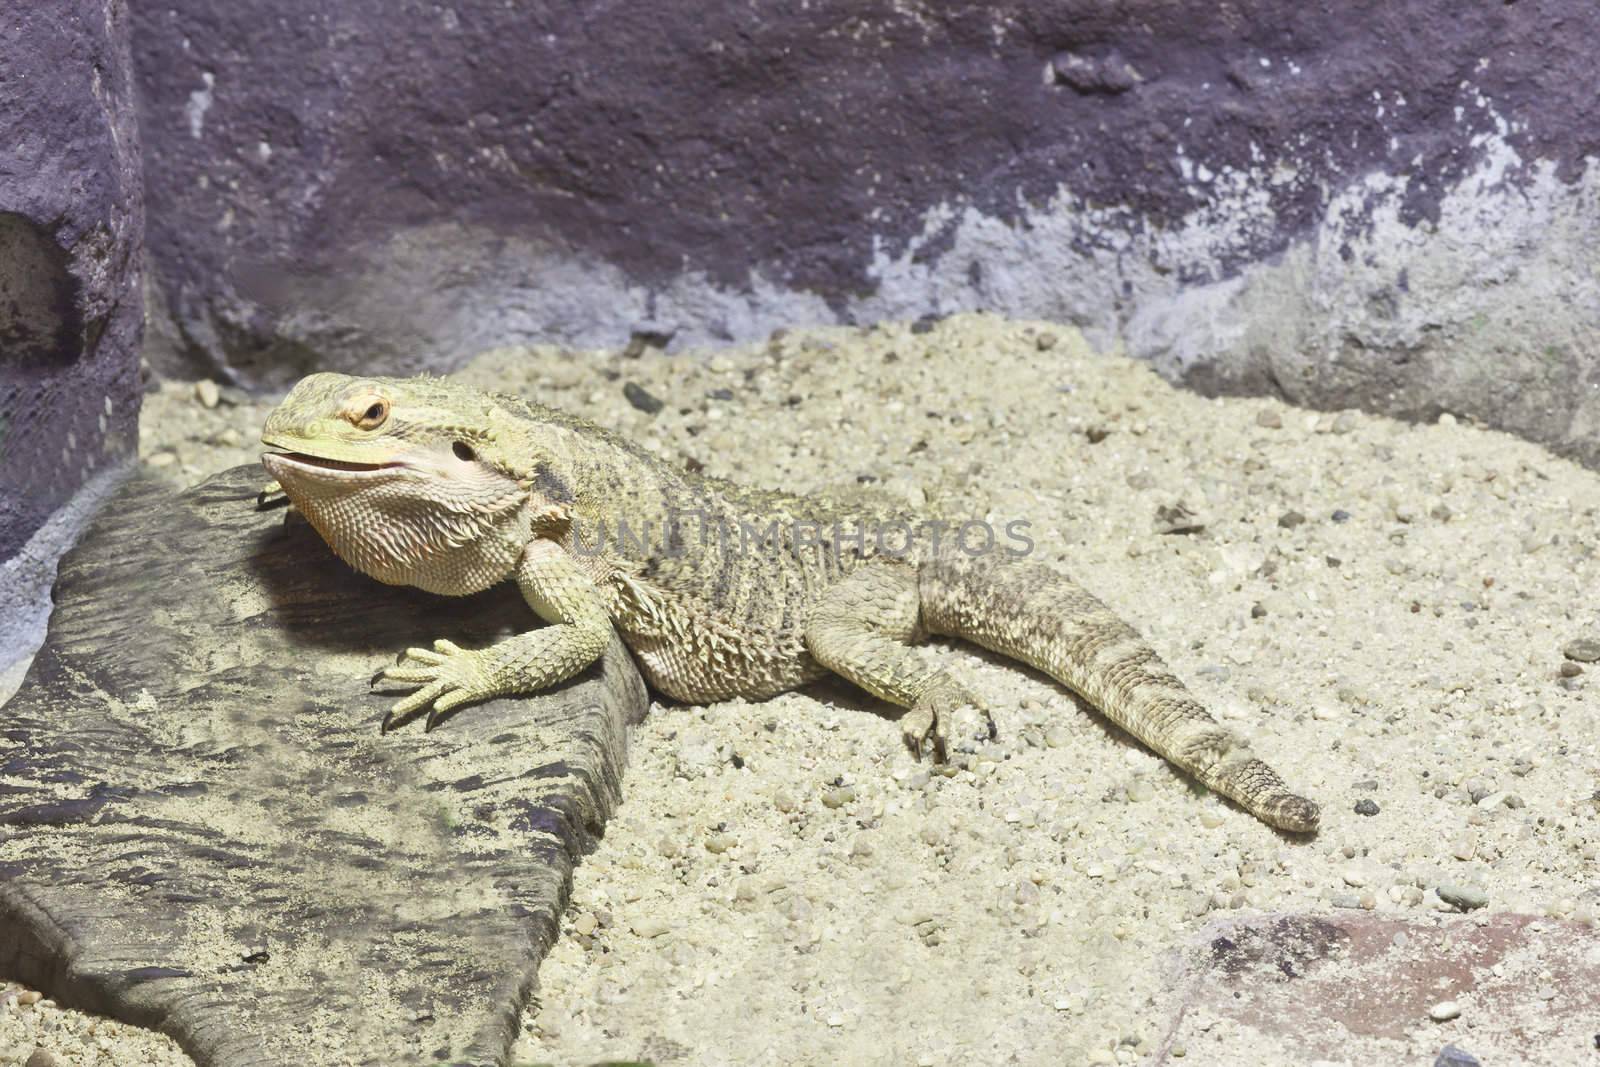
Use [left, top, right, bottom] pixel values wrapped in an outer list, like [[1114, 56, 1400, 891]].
[[1158, 912, 1600, 1065]]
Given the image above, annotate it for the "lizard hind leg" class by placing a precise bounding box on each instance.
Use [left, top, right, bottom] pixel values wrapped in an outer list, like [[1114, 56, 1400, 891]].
[[919, 554, 1320, 833], [802, 562, 991, 762]]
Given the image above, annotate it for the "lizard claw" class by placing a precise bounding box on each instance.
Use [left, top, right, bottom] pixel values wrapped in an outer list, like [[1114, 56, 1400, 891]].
[[902, 679, 985, 764], [256, 481, 289, 509], [371, 638, 495, 730]]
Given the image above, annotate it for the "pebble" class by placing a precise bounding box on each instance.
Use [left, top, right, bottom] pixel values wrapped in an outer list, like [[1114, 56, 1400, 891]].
[[1428, 999, 1462, 1022], [821, 786, 856, 809], [1278, 510, 1306, 529], [623, 381, 665, 414], [1433, 1046, 1481, 1067], [17, 990, 41, 1006], [1254, 409, 1282, 429], [571, 912, 598, 936], [1332, 412, 1357, 434], [704, 832, 737, 854], [25, 1050, 64, 1067], [1044, 726, 1070, 748], [1437, 883, 1488, 911], [1153, 502, 1205, 535], [1354, 799, 1380, 816], [1560, 661, 1584, 678], [1035, 332, 1058, 351], [193, 379, 220, 408], [1330, 508, 1351, 523], [1562, 636, 1600, 663], [630, 917, 671, 938]]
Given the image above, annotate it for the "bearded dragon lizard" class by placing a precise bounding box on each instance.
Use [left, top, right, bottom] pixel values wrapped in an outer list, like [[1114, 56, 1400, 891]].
[[259, 372, 1319, 832]]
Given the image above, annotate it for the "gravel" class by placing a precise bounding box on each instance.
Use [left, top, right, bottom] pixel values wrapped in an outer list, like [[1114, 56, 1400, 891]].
[[55, 312, 1600, 1067]]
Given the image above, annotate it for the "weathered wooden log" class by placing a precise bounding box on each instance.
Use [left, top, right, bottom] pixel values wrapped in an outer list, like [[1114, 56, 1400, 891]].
[[0, 465, 648, 1066]]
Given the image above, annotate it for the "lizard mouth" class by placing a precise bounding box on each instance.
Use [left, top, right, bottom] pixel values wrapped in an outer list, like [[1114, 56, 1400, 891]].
[[261, 451, 405, 476]]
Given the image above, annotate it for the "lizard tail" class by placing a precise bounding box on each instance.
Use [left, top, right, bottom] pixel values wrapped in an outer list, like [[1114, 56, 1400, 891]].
[[918, 554, 1320, 833]]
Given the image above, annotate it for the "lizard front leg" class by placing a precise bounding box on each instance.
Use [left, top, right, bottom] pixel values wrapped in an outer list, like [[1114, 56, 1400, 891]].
[[803, 561, 989, 762], [375, 537, 612, 731]]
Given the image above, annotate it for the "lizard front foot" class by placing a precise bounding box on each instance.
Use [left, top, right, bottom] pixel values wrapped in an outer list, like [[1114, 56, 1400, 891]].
[[901, 677, 992, 764], [373, 638, 497, 732]]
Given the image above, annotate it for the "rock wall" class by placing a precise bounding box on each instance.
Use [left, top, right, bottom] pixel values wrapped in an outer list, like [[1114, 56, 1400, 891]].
[[129, 1, 1600, 465], [0, 4, 143, 563]]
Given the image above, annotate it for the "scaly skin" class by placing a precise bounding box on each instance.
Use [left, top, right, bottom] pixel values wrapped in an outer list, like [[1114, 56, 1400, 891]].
[[260, 372, 1320, 832]]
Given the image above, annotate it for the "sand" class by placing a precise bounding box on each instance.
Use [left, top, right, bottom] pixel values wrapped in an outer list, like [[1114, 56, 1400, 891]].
[[6, 313, 1598, 1065]]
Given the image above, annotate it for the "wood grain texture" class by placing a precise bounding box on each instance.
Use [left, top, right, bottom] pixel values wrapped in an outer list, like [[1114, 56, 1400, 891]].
[[0, 466, 648, 1066]]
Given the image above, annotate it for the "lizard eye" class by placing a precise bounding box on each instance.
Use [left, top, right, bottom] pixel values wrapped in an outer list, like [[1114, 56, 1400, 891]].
[[344, 396, 390, 430], [452, 441, 476, 462]]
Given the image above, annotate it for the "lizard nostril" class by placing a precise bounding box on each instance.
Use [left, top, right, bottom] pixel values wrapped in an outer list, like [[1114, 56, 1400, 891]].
[[452, 441, 475, 462]]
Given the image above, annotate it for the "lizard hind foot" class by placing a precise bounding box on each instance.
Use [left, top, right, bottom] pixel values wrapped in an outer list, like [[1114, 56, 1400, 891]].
[[901, 678, 991, 764]]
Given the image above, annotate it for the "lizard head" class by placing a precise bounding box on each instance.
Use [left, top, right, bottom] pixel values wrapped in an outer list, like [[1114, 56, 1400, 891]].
[[260, 372, 535, 594]]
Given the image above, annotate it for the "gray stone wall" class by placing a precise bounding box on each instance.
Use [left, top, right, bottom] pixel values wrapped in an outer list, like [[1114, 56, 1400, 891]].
[[131, 1, 1600, 465], [0, 3, 143, 560]]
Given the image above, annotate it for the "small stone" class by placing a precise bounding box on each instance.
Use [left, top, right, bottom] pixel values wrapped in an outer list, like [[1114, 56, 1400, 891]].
[[1430, 502, 1454, 522], [821, 786, 856, 809], [1354, 798, 1380, 816], [1125, 471, 1156, 491], [1433, 1044, 1482, 1067], [1250, 603, 1267, 619], [571, 912, 597, 936], [1437, 412, 1458, 427], [1562, 636, 1600, 663], [1437, 882, 1488, 911], [704, 832, 737, 854], [16, 990, 41, 1006], [25, 1050, 64, 1067], [1036, 332, 1059, 351], [630, 917, 670, 938], [1085, 426, 1111, 444], [1341, 866, 1368, 888], [193, 378, 220, 408], [1331, 508, 1351, 523], [1332, 412, 1357, 434], [622, 381, 664, 414], [1428, 999, 1462, 1022], [773, 789, 797, 813], [1154, 502, 1205, 535], [1044, 726, 1070, 748], [1254, 409, 1282, 429], [1560, 661, 1584, 678], [1278, 510, 1306, 529]]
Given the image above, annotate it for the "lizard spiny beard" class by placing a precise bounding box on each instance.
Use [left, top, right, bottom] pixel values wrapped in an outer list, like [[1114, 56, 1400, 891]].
[[293, 475, 531, 596]]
